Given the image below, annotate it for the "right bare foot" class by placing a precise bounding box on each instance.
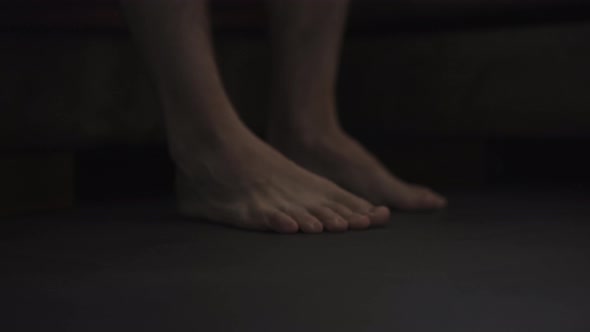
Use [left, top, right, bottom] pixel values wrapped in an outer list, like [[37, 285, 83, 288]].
[[175, 127, 390, 234]]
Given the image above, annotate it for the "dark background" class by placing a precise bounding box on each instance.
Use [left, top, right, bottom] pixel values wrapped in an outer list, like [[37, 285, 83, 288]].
[[2, 0, 590, 208], [1, 2, 590, 331]]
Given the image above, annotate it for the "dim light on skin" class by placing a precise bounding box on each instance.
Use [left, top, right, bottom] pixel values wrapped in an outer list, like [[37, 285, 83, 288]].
[[122, 0, 445, 233]]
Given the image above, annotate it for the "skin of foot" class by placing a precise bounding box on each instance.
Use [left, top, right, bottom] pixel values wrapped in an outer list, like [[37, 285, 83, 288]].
[[266, 0, 447, 211], [175, 126, 391, 233], [268, 126, 448, 211], [121, 0, 390, 233]]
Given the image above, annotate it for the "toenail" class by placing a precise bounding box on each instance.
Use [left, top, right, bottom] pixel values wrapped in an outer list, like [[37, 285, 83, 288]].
[[355, 209, 369, 216], [312, 222, 323, 232], [368, 207, 380, 215]]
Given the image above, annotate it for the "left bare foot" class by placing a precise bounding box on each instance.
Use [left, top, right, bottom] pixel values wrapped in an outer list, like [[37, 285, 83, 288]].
[[269, 127, 447, 211]]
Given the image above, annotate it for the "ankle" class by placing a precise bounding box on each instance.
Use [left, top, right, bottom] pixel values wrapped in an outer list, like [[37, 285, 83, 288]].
[[167, 115, 256, 168], [268, 92, 341, 141], [267, 119, 344, 149]]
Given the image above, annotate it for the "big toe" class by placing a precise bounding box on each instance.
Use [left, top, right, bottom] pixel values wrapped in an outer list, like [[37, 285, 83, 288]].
[[267, 211, 300, 233], [368, 206, 391, 226], [413, 186, 447, 210]]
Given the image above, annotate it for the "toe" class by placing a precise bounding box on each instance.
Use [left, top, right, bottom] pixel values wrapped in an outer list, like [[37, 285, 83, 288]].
[[368, 206, 391, 226], [429, 191, 448, 208], [327, 203, 370, 230], [336, 191, 374, 215], [414, 186, 447, 209], [267, 211, 299, 234], [289, 209, 324, 234], [336, 192, 390, 226], [425, 192, 447, 208], [309, 206, 348, 232]]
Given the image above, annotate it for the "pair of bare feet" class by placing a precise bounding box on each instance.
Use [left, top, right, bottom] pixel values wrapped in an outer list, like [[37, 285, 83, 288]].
[[121, 0, 447, 234], [176, 117, 447, 234]]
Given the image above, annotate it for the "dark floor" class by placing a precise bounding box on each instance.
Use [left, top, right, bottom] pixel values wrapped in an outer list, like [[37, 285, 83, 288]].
[[1, 186, 589, 332]]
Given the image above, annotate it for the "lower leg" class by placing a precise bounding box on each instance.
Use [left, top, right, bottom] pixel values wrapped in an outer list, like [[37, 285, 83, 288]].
[[267, 0, 447, 210], [121, 0, 245, 167], [120, 0, 390, 232], [267, 0, 347, 138]]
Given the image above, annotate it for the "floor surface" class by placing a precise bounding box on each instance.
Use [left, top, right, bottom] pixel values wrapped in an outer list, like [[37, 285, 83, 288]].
[[1, 187, 589, 331]]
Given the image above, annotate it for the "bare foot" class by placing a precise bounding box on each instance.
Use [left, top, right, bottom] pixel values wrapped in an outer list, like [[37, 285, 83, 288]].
[[269, 128, 447, 211], [121, 0, 390, 233], [175, 127, 390, 233]]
